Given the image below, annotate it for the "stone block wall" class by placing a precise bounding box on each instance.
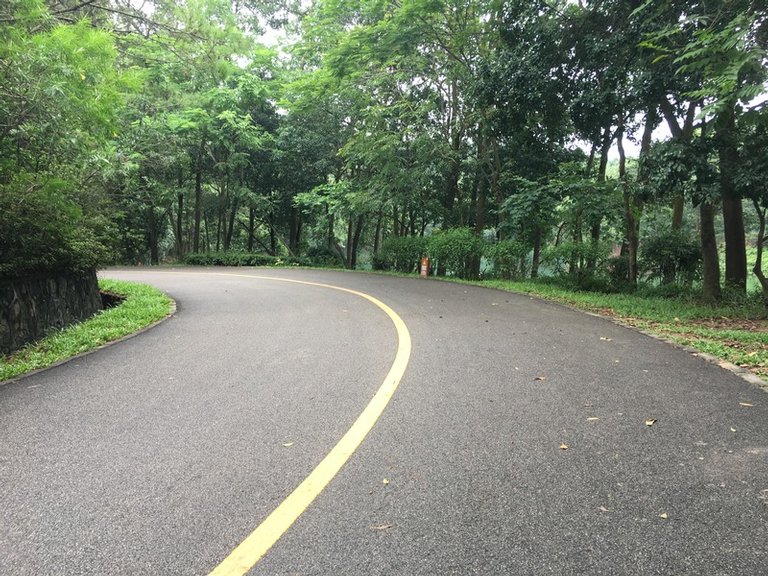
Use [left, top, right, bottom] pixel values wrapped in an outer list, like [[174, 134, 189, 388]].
[[0, 270, 102, 355]]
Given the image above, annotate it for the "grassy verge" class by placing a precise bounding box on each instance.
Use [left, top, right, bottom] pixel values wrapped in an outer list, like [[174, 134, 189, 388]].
[[475, 279, 768, 381], [0, 279, 173, 383]]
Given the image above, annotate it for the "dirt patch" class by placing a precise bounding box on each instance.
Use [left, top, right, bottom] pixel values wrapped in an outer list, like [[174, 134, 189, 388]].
[[685, 318, 768, 332]]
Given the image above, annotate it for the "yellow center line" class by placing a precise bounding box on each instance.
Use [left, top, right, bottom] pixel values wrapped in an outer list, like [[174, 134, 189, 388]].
[[194, 273, 412, 576]]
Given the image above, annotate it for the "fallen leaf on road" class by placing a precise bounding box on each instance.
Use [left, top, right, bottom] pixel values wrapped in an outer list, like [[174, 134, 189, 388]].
[[534, 376, 547, 381], [731, 427, 737, 433], [600, 337, 613, 342], [559, 443, 569, 450], [659, 512, 668, 519], [282, 442, 294, 448], [645, 419, 657, 427], [739, 402, 754, 407], [371, 524, 393, 531], [382, 478, 390, 485], [587, 417, 600, 421], [598, 506, 610, 513]]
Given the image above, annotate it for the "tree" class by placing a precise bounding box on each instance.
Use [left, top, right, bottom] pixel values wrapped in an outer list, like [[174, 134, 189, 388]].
[[0, 6, 128, 276], [641, 1, 768, 293]]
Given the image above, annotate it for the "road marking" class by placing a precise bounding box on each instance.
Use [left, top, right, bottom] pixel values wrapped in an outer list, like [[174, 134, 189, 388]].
[[203, 273, 412, 576]]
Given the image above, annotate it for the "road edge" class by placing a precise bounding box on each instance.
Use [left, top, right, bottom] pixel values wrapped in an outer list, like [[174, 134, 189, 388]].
[[0, 298, 177, 387]]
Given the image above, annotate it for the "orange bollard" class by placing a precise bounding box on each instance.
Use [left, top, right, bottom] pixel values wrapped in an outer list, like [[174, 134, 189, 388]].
[[420, 257, 429, 278]]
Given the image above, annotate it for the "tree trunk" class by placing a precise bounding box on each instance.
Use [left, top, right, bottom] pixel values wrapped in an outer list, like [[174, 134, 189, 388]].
[[671, 197, 685, 231], [750, 199, 768, 306], [327, 208, 335, 251], [147, 206, 160, 265], [442, 78, 462, 226], [373, 211, 383, 254], [700, 201, 721, 302], [176, 192, 184, 257], [289, 207, 301, 255], [531, 229, 542, 279], [586, 126, 619, 274], [718, 107, 747, 292], [215, 199, 222, 252], [627, 105, 657, 284], [660, 99, 696, 235], [343, 217, 352, 268], [350, 215, 364, 269], [269, 212, 277, 256], [247, 206, 256, 252], [193, 140, 204, 253], [225, 199, 238, 251]]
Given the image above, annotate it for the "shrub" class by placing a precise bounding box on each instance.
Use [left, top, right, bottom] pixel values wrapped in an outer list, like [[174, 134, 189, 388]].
[[304, 246, 343, 267], [640, 230, 701, 285], [427, 228, 485, 279], [541, 241, 612, 277], [484, 240, 530, 280], [373, 236, 428, 272], [0, 178, 109, 277], [182, 251, 306, 267]]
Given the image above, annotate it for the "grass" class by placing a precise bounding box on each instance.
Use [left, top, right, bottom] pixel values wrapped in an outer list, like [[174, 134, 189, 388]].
[[472, 278, 768, 381], [0, 279, 173, 383]]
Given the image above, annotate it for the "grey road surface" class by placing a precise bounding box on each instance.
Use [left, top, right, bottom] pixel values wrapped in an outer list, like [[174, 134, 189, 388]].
[[1, 268, 766, 576]]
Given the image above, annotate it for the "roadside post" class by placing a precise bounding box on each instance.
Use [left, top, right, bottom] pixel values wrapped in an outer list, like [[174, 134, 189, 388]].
[[420, 257, 429, 278]]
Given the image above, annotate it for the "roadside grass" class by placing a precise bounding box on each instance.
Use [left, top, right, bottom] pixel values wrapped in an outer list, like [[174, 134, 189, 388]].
[[475, 278, 768, 381], [0, 279, 173, 383]]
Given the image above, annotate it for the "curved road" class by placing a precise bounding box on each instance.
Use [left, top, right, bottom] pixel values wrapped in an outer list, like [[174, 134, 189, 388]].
[[1, 268, 766, 575]]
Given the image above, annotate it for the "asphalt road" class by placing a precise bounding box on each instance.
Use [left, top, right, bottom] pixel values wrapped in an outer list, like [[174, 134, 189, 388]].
[[1, 267, 766, 576]]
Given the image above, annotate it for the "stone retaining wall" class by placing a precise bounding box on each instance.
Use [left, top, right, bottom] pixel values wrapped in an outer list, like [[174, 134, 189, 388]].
[[0, 270, 102, 355]]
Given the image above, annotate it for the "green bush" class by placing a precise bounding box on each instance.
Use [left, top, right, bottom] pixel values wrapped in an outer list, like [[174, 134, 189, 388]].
[[183, 251, 312, 267], [640, 230, 701, 285], [373, 236, 428, 272], [541, 242, 612, 277], [484, 240, 530, 280], [427, 228, 485, 279], [0, 178, 109, 277], [304, 246, 343, 267]]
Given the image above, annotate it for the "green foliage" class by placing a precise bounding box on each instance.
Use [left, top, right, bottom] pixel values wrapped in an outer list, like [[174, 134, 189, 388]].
[[501, 177, 560, 243], [372, 236, 428, 273], [484, 240, 530, 280], [0, 179, 109, 277], [427, 228, 485, 279], [640, 230, 702, 285], [541, 242, 613, 282], [183, 251, 311, 267], [0, 12, 128, 277]]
